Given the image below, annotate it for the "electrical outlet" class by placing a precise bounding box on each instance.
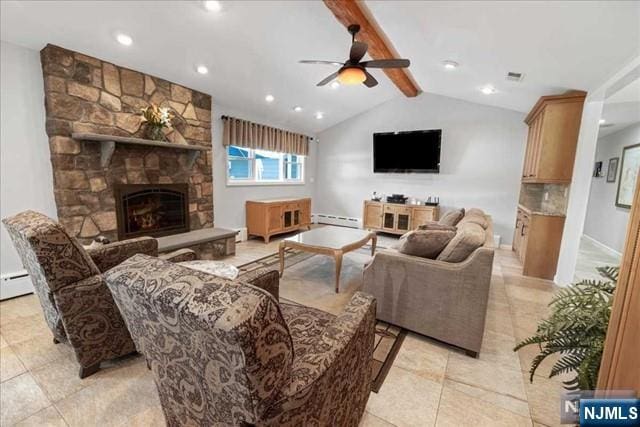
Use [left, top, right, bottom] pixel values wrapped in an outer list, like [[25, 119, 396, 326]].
[[544, 191, 549, 201]]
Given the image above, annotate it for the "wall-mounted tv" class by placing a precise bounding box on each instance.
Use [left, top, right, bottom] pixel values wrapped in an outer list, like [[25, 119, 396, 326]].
[[373, 129, 441, 173]]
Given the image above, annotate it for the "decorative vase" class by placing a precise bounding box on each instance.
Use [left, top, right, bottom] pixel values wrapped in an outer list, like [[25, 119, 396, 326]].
[[145, 124, 165, 141]]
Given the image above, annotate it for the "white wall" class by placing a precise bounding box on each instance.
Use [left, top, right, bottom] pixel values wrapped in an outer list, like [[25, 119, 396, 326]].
[[212, 104, 317, 230], [583, 123, 639, 253], [1, 41, 57, 287], [556, 58, 640, 285], [315, 92, 527, 243]]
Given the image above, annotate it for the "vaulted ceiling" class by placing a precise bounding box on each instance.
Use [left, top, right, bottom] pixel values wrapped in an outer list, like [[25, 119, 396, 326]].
[[1, 1, 638, 134]]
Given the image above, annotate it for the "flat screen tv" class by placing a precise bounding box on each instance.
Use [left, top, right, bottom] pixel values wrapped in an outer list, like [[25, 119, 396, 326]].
[[373, 129, 441, 173]]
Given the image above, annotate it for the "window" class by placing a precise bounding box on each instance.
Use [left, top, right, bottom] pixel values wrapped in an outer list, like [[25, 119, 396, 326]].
[[227, 145, 304, 184]]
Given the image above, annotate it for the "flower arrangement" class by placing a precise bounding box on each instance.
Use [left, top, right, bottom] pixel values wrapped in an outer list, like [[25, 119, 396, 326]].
[[140, 105, 174, 141]]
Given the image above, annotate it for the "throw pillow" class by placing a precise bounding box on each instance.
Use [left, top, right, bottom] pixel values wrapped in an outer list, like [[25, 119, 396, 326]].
[[458, 213, 489, 229], [396, 229, 456, 259], [417, 221, 457, 232], [439, 208, 465, 227], [179, 260, 239, 280], [436, 222, 485, 262]]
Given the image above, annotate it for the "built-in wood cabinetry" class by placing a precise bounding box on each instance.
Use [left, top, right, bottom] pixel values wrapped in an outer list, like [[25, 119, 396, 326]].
[[514, 91, 586, 280], [522, 91, 586, 183], [246, 198, 311, 243], [363, 201, 439, 235], [514, 206, 565, 280]]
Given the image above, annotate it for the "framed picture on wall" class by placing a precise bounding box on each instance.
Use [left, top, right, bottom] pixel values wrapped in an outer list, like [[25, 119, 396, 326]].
[[607, 157, 619, 183], [593, 161, 603, 177], [616, 143, 640, 208]]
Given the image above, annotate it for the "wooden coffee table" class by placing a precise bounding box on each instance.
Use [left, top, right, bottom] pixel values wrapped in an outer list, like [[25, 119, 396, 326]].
[[279, 226, 377, 293]]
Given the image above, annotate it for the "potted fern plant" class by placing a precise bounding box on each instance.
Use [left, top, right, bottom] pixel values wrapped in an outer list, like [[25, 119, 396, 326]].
[[514, 266, 618, 391]]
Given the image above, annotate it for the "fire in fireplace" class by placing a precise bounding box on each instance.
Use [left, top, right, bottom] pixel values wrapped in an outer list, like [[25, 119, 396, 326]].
[[114, 183, 189, 240]]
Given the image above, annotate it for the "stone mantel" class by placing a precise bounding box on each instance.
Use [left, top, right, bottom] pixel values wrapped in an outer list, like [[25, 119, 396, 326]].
[[72, 132, 211, 168]]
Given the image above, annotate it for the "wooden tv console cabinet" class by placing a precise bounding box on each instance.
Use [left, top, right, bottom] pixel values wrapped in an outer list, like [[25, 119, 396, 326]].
[[246, 198, 311, 243], [363, 200, 439, 235]]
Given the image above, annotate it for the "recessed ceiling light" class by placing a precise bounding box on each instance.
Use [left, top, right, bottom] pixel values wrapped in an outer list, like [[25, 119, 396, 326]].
[[442, 60, 459, 70], [293, 106, 302, 112], [599, 119, 606, 125], [315, 112, 324, 119], [116, 34, 133, 46], [196, 65, 208, 74], [480, 85, 496, 95], [265, 94, 275, 103], [203, 1, 222, 12], [330, 81, 340, 89]]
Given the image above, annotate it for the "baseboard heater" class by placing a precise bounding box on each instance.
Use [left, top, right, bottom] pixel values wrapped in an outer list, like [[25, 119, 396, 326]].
[[1, 270, 34, 300], [313, 213, 362, 229]]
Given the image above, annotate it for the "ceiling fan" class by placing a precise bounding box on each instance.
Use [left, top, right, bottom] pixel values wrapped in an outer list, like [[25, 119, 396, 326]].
[[299, 24, 410, 88]]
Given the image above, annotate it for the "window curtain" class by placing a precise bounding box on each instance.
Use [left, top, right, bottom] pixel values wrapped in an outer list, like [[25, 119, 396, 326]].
[[222, 116, 310, 156]]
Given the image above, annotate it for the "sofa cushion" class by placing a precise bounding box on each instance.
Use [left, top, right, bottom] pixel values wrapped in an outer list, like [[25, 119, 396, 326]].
[[466, 208, 485, 217], [438, 208, 465, 227], [436, 222, 485, 262], [396, 229, 456, 259]]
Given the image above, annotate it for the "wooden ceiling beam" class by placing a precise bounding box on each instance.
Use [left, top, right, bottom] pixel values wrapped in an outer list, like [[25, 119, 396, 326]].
[[323, 0, 420, 97]]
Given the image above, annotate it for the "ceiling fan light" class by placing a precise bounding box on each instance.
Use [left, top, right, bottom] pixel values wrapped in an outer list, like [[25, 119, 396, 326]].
[[337, 67, 366, 85]]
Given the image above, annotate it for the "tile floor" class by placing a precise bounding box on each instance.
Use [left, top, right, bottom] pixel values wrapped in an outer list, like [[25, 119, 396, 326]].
[[574, 235, 621, 282], [1, 232, 571, 426]]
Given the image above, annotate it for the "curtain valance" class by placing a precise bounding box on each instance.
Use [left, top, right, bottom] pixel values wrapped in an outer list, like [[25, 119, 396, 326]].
[[222, 116, 310, 156]]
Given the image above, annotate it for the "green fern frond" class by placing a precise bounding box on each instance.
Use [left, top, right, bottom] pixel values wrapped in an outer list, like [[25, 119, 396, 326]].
[[514, 265, 618, 391]]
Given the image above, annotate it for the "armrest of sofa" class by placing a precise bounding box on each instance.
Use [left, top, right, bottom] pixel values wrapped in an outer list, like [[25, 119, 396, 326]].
[[263, 292, 376, 425], [235, 268, 280, 301], [86, 237, 158, 272], [159, 248, 197, 263], [362, 247, 494, 353]]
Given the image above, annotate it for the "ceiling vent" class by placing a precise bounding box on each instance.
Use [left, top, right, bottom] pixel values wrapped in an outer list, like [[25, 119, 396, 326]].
[[506, 72, 524, 82]]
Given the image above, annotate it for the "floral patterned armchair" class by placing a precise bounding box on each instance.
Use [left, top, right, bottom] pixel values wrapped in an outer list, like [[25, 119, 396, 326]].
[[104, 254, 377, 426], [2, 210, 196, 378]]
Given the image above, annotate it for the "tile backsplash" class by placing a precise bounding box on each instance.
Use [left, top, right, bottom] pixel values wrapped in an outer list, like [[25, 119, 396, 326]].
[[519, 183, 569, 215]]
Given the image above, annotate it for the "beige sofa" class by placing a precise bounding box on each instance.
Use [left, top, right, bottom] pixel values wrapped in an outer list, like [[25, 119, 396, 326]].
[[362, 210, 494, 357]]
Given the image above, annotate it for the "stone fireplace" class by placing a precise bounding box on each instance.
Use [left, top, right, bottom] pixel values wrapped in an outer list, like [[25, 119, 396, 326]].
[[40, 44, 213, 243], [114, 183, 189, 240]]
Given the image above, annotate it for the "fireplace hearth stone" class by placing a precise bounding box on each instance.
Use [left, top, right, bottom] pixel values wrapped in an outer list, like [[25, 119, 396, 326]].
[[157, 228, 238, 259]]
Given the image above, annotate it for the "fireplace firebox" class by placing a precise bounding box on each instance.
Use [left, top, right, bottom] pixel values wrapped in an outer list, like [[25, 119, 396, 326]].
[[114, 184, 189, 240]]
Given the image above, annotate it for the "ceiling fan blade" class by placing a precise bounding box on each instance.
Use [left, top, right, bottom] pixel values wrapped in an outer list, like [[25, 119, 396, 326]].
[[360, 59, 410, 68], [317, 71, 340, 86], [363, 70, 378, 88], [299, 60, 344, 66], [349, 41, 368, 63]]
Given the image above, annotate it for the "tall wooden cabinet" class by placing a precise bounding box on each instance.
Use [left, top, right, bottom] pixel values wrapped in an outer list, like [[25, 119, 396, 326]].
[[246, 198, 311, 243], [522, 91, 586, 183], [363, 201, 439, 235], [514, 91, 586, 280]]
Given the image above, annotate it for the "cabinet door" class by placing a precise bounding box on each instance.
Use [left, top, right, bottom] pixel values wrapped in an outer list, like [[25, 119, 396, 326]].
[[383, 212, 395, 231], [513, 210, 522, 253], [267, 205, 282, 233], [519, 214, 530, 262], [283, 210, 293, 229], [412, 208, 435, 228], [363, 203, 383, 229], [530, 112, 544, 178], [523, 127, 535, 178], [394, 207, 412, 233], [300, 199, 311, 224]]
